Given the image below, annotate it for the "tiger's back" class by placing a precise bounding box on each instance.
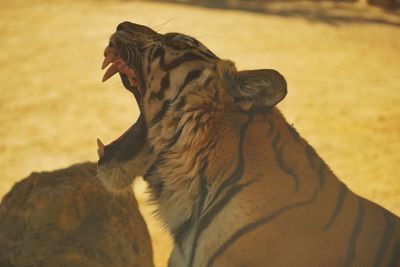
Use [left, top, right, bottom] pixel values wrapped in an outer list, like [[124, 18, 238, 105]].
[[166, 109, 400, 267]]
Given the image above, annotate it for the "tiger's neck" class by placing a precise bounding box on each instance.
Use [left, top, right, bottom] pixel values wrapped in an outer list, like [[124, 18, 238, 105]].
[[203, 108, 335, 193], [147, 108, 338, 242]]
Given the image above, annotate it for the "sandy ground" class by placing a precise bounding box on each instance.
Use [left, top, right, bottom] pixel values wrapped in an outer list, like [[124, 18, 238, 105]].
[[1, 0, 399, 266]]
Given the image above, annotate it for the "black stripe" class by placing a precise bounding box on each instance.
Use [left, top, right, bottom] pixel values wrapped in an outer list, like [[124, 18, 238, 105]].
[[173, 217, 193, 248], [150, 100, 170, 125], [200, 180, 256, 234], [287, 124, 301, 142], [206, 189, 318, 267], [317, 162, 326, 190], [166, 123, 185, 149], [305, 145, 318, 169], [198, 48, 218, 60], [372, 210, 396, 267], [148, 47, 165, 93], [187, 116, 253, 266], [187, 165, 210, 266], [190, 123, 200, 136], [208, 116, 253, 205], [135, 63, 147, 96], [175, 96, 186, 111], [166, 162, 209, 250], [388, 242, 400, 267], [324, 183, 347, 231], [152, 46, 164, 62], [343, 199, 365, 267], [144, 161, 157, 178], [205, 48, 216, 57], [188, 180, 256, 266], [171, 69, 203, 104], [271, 132, 300, 192], [148, 174, 164, 200], [196, 163, 210, 219], [189, 37, 201, 47], [165, 37, 190, 50], [203, 76, 213, 88], [147, 45, 157, 74], [164, 35, 218, 61], [150, 74, 170, 100], [266, 120, 274, 138], [183, 69, 203, 87], [287, 125, 326, 189], [162, 52, 206, 71], [164, 116, 194, 150]]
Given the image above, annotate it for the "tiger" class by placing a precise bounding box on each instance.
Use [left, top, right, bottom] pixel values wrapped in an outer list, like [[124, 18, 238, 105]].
[[97, 21, 400, 267]]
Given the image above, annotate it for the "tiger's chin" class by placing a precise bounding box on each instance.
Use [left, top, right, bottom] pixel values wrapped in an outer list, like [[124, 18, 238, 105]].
[[96, 44, 153, 194], [97, 141, 156, 194], [97, 164, 135, 194]]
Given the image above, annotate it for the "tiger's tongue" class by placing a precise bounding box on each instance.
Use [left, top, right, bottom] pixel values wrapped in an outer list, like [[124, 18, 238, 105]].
[[97, 114, 145, 164]]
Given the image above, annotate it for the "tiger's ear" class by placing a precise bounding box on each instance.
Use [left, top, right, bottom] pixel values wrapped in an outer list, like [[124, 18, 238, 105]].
[[219, 61, 287, 112]]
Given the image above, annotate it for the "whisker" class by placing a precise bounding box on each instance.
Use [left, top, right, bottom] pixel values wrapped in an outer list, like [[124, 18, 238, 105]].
[[152, 19, 174, 33]]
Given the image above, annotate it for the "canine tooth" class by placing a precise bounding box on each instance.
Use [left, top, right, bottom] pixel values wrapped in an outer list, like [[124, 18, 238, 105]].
[[102, 46, 117, 69], [102, 64, 119, 82], [97, 138, 105, 158], [101, 55, 114, 70]]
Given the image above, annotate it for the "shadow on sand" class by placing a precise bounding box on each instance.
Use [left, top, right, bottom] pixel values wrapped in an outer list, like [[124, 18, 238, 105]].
[[146, 0, 400, 27]]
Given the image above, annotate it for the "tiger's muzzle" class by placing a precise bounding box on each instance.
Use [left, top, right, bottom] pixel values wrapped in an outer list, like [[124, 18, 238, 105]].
[[97, 22, 159, 192]]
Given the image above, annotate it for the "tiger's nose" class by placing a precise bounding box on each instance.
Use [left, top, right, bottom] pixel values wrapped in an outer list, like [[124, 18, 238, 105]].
[[116, 21, 135, 31], [115, 22, 159, 37]]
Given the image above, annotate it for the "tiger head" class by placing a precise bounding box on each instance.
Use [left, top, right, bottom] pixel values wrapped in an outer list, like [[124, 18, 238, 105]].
[[97, 21, 287, 193]]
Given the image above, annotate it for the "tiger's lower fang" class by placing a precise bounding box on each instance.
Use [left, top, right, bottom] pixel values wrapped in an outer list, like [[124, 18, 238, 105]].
[[102, 64, 119, 82], [128, 76, 138, 87], [97, 138, 105, 158]]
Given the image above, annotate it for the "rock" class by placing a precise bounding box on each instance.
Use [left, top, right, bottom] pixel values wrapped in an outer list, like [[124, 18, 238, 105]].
[[0, 162, 154, 267]]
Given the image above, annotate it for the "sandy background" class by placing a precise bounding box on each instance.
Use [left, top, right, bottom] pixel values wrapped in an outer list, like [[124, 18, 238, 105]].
[[1, 0, 399, 266]]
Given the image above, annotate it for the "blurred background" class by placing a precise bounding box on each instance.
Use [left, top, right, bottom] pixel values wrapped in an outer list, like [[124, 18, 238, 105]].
[[1, 0, 399, 266]]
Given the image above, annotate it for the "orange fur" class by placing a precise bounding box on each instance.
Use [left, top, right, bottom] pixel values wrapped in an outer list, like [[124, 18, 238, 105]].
[[98, 22, 400, 267]]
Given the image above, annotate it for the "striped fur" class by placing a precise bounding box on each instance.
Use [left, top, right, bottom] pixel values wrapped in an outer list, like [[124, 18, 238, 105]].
[[99, 22, 400, 267]]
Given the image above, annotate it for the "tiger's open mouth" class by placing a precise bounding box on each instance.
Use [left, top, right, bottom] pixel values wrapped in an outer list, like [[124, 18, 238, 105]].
[[97, 44, 146, 165]]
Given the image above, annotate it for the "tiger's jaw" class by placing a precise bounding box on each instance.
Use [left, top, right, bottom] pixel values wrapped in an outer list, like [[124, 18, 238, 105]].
[[97, 24, 158, 193], [98, 45, 145, 167]]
